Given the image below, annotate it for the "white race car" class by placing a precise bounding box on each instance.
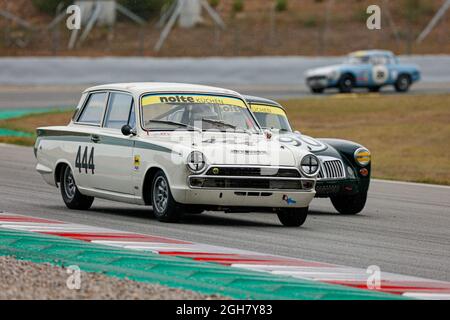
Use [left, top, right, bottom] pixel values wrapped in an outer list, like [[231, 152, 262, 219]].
[[35, 83, 319, 226]]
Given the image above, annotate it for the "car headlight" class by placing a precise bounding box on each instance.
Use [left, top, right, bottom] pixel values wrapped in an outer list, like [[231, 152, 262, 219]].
[[354, 148, 371, 166], [186, 151, 207, 173], [300, 154, 320, 177]]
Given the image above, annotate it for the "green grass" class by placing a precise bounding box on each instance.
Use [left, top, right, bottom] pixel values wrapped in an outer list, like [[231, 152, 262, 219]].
[[0, 109, 73, 146]]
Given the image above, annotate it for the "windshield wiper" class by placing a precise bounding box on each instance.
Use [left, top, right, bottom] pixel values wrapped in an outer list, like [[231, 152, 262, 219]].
[[202, 118, 236, 129], [146, 120, 201, 131]]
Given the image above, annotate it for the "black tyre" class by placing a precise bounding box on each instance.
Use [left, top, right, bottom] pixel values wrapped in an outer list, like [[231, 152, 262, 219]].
[[394, 74, 411, 92], [277, 207, 308, 227], [368, 86, 381, 92], [330, 192, 367, 215], [311, 87, 324, 94], [59, 165, 94, 210], [151, 170, 181, 222], [338, 74, 355, 93]]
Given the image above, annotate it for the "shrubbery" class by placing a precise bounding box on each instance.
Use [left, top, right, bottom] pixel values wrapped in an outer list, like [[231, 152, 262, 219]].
[[32, 0, 171, 19], [32, 0, 71, 14]]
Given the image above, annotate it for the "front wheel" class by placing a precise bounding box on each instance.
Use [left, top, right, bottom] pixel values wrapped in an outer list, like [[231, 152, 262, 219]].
[[277, 207, 308, 227], [60, 165, 94, 210], [330, 192, 367, 215], [338, 74, 355, 93], [151, 170, 181, 222]]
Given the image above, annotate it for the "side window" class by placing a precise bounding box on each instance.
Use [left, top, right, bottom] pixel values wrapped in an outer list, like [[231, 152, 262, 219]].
[[77, 92, 108, 125], [370, 55, 388, 65], [104, 93, 134, 129], [128, 102, 136, 128]]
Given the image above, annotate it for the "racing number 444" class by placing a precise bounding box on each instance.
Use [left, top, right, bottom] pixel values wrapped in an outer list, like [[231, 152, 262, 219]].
[[75, 146, 95, 174]]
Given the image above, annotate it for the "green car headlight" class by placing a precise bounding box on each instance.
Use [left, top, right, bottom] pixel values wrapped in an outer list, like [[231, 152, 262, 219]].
[[354, 148, 371, 166]]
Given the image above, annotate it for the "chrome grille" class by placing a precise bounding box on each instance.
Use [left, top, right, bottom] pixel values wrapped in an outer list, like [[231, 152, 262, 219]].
[[318, 159, 345, 179], [189, 177, 303, 190]]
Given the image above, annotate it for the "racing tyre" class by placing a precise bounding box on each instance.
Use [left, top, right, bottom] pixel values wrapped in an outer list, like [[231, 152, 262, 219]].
[[330, 192, 367, 215], [60, 165, 94, 210], [277, 207, 308, 227], [151, 170, 181, 222], [311, 88, 324, 94], [338, 74, 355, 93], [394, 74, 411, 92]]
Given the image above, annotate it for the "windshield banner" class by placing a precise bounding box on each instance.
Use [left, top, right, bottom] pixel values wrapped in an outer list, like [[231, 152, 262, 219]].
[[142, 94, 246, 108]]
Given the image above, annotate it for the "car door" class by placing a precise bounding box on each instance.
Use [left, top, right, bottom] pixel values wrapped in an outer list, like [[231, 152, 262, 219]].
[[72, 91, 108, 190], [90, 91, 136, 195], [370, 55, 390, 86]]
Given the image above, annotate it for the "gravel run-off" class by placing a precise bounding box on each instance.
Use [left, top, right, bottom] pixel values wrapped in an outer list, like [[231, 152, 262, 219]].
[[0, 256, 228, 300]]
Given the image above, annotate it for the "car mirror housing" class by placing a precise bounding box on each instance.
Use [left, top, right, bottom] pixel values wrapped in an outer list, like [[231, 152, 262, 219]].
[[121, 124, 136, 136]]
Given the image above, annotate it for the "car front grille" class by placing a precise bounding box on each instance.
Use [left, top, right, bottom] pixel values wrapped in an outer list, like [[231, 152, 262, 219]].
[[205, 166, 301, 178], [318, 159, 345, 179], [189, 177, 304, 190]]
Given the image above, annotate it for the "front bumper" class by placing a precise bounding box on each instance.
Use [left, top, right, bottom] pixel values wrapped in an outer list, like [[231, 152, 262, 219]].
[[172, 187, 315, 208]]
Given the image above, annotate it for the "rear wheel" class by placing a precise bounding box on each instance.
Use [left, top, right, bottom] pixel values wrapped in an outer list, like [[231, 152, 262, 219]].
[[330, 192, 367, 215], [151, 170, 181, 222], [395, 74, 411, 92], [277, 207, 308, 227], [338, 74, 355, 93], [59, 165, 94, 210]]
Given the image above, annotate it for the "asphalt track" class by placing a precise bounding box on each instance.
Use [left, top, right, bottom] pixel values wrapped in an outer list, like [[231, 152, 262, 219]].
[[1, 55, 450, 109], [1, 82, 449, 109], [1, 144, 449, 282]]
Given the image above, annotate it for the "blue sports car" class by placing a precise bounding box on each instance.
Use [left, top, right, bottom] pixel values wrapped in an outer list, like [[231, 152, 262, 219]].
[[305, 50, 421, 94]]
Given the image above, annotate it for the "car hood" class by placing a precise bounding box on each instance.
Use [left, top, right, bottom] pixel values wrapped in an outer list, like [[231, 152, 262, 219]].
[[139, 131, 308, 167], [277, 132, 328, 153], [305, 64, 342, 77]]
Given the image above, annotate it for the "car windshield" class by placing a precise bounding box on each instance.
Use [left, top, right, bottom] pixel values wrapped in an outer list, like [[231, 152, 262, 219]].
[[141, 94, 260, 133], [250, 104, 292, 132]]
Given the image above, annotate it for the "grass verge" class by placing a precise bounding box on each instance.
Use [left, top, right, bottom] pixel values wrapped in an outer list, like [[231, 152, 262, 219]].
[[280, 93, 450, 185]]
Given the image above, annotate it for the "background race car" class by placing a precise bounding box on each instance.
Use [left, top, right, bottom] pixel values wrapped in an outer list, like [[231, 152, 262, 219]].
[[246, 95, 371, 215], [305, 50, 421, 94]]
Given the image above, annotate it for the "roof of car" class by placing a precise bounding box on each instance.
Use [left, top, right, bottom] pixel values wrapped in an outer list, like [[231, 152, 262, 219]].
[[349, 50, 394, 57], [243, 95, 285, 110], [84, 82, 242, 97]]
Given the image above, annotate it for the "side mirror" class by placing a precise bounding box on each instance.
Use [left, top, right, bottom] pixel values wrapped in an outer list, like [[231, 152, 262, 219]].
[[121, 124, 136, 136]]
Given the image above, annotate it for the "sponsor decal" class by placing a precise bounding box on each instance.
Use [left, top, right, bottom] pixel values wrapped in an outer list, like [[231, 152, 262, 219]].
[[282, 194, 297, 205], [142, 94, 246, 108], [250, 104, 287, 117], [133, 155, 141, 170]]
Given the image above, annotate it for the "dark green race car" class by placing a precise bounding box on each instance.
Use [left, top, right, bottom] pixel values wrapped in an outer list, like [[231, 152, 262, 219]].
[[245, 95, 371, 215]]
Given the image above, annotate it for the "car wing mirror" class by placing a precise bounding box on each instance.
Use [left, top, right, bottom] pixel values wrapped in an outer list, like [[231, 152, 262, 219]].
[[121, 124, 136, 136]]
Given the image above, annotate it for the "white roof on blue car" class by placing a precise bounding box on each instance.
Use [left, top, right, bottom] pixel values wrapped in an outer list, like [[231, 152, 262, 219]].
[[349, 50, 394, 57], [84, 82, 241, 97]]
